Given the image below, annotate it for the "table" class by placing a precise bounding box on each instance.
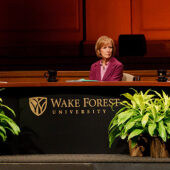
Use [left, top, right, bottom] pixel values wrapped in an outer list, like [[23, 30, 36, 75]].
[[0, 81, 169, 155]]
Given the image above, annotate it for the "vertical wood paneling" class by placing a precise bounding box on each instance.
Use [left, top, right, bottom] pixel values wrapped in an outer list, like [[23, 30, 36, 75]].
[[0, 0, 169, 70], [0, 0, 83, 42], [132, 0, 170, 40], [86, 0, 131, 41]]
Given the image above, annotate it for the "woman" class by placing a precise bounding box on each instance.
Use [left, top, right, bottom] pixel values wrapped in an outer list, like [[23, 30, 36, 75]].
[[89, 35, 123, 81]]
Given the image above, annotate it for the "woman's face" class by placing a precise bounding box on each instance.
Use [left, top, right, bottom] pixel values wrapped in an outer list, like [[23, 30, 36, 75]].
[[100, 42, 113, 60]]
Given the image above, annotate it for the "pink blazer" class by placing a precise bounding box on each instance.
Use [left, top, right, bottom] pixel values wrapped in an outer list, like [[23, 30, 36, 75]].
[[89, 57, 123, 81]]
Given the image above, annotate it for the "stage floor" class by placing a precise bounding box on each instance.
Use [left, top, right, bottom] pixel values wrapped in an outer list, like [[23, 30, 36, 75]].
[[0, 154, 170, 170], [0, 154, 170, 163]]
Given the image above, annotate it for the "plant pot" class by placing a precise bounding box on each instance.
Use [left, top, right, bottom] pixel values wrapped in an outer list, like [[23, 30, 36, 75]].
[[150, 137, 169, 158], [128, 135, 149, 157], [128, 139, 145, 157]]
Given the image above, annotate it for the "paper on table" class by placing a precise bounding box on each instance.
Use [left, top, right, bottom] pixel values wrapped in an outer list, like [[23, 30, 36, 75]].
[[66, 78, 98, 82], [0, 81, 8, 83]]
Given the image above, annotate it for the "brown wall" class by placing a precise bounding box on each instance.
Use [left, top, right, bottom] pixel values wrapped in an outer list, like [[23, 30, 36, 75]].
[[0, 0, 170, 71], [86, 0, 170, 41], [132, 0, 170, 40], [0, 0, 83, 43], [86, 0, 131, 41]]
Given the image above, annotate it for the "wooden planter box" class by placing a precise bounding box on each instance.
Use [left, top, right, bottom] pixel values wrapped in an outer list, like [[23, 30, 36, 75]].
[[150, 137, 169, 158]]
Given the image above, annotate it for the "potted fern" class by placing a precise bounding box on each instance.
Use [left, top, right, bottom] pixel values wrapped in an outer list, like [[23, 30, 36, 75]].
[[108, 88, 170, 158], [0, 93, 20, 143]]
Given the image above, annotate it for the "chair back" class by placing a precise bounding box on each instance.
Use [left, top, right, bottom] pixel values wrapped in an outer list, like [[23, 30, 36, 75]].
[[122, 73, 135, 81]]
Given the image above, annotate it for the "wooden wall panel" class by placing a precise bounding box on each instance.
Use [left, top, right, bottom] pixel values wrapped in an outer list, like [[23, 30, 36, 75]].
[[86, 0, 131, 41], [132, 0, 170, 40], [0, 0, 83, 43], [0, 0, 169, 71]]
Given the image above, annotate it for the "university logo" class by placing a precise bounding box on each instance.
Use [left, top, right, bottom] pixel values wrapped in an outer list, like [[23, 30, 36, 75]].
[[29, 97, 47, 116]]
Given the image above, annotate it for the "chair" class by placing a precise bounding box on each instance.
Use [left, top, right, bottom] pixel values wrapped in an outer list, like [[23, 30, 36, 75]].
[[118, 34, 147, 57], [122, 73, 135, 81]]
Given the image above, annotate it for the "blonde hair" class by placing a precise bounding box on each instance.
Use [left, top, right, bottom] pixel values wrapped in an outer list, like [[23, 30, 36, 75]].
[[95, 35, 116, 58]]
